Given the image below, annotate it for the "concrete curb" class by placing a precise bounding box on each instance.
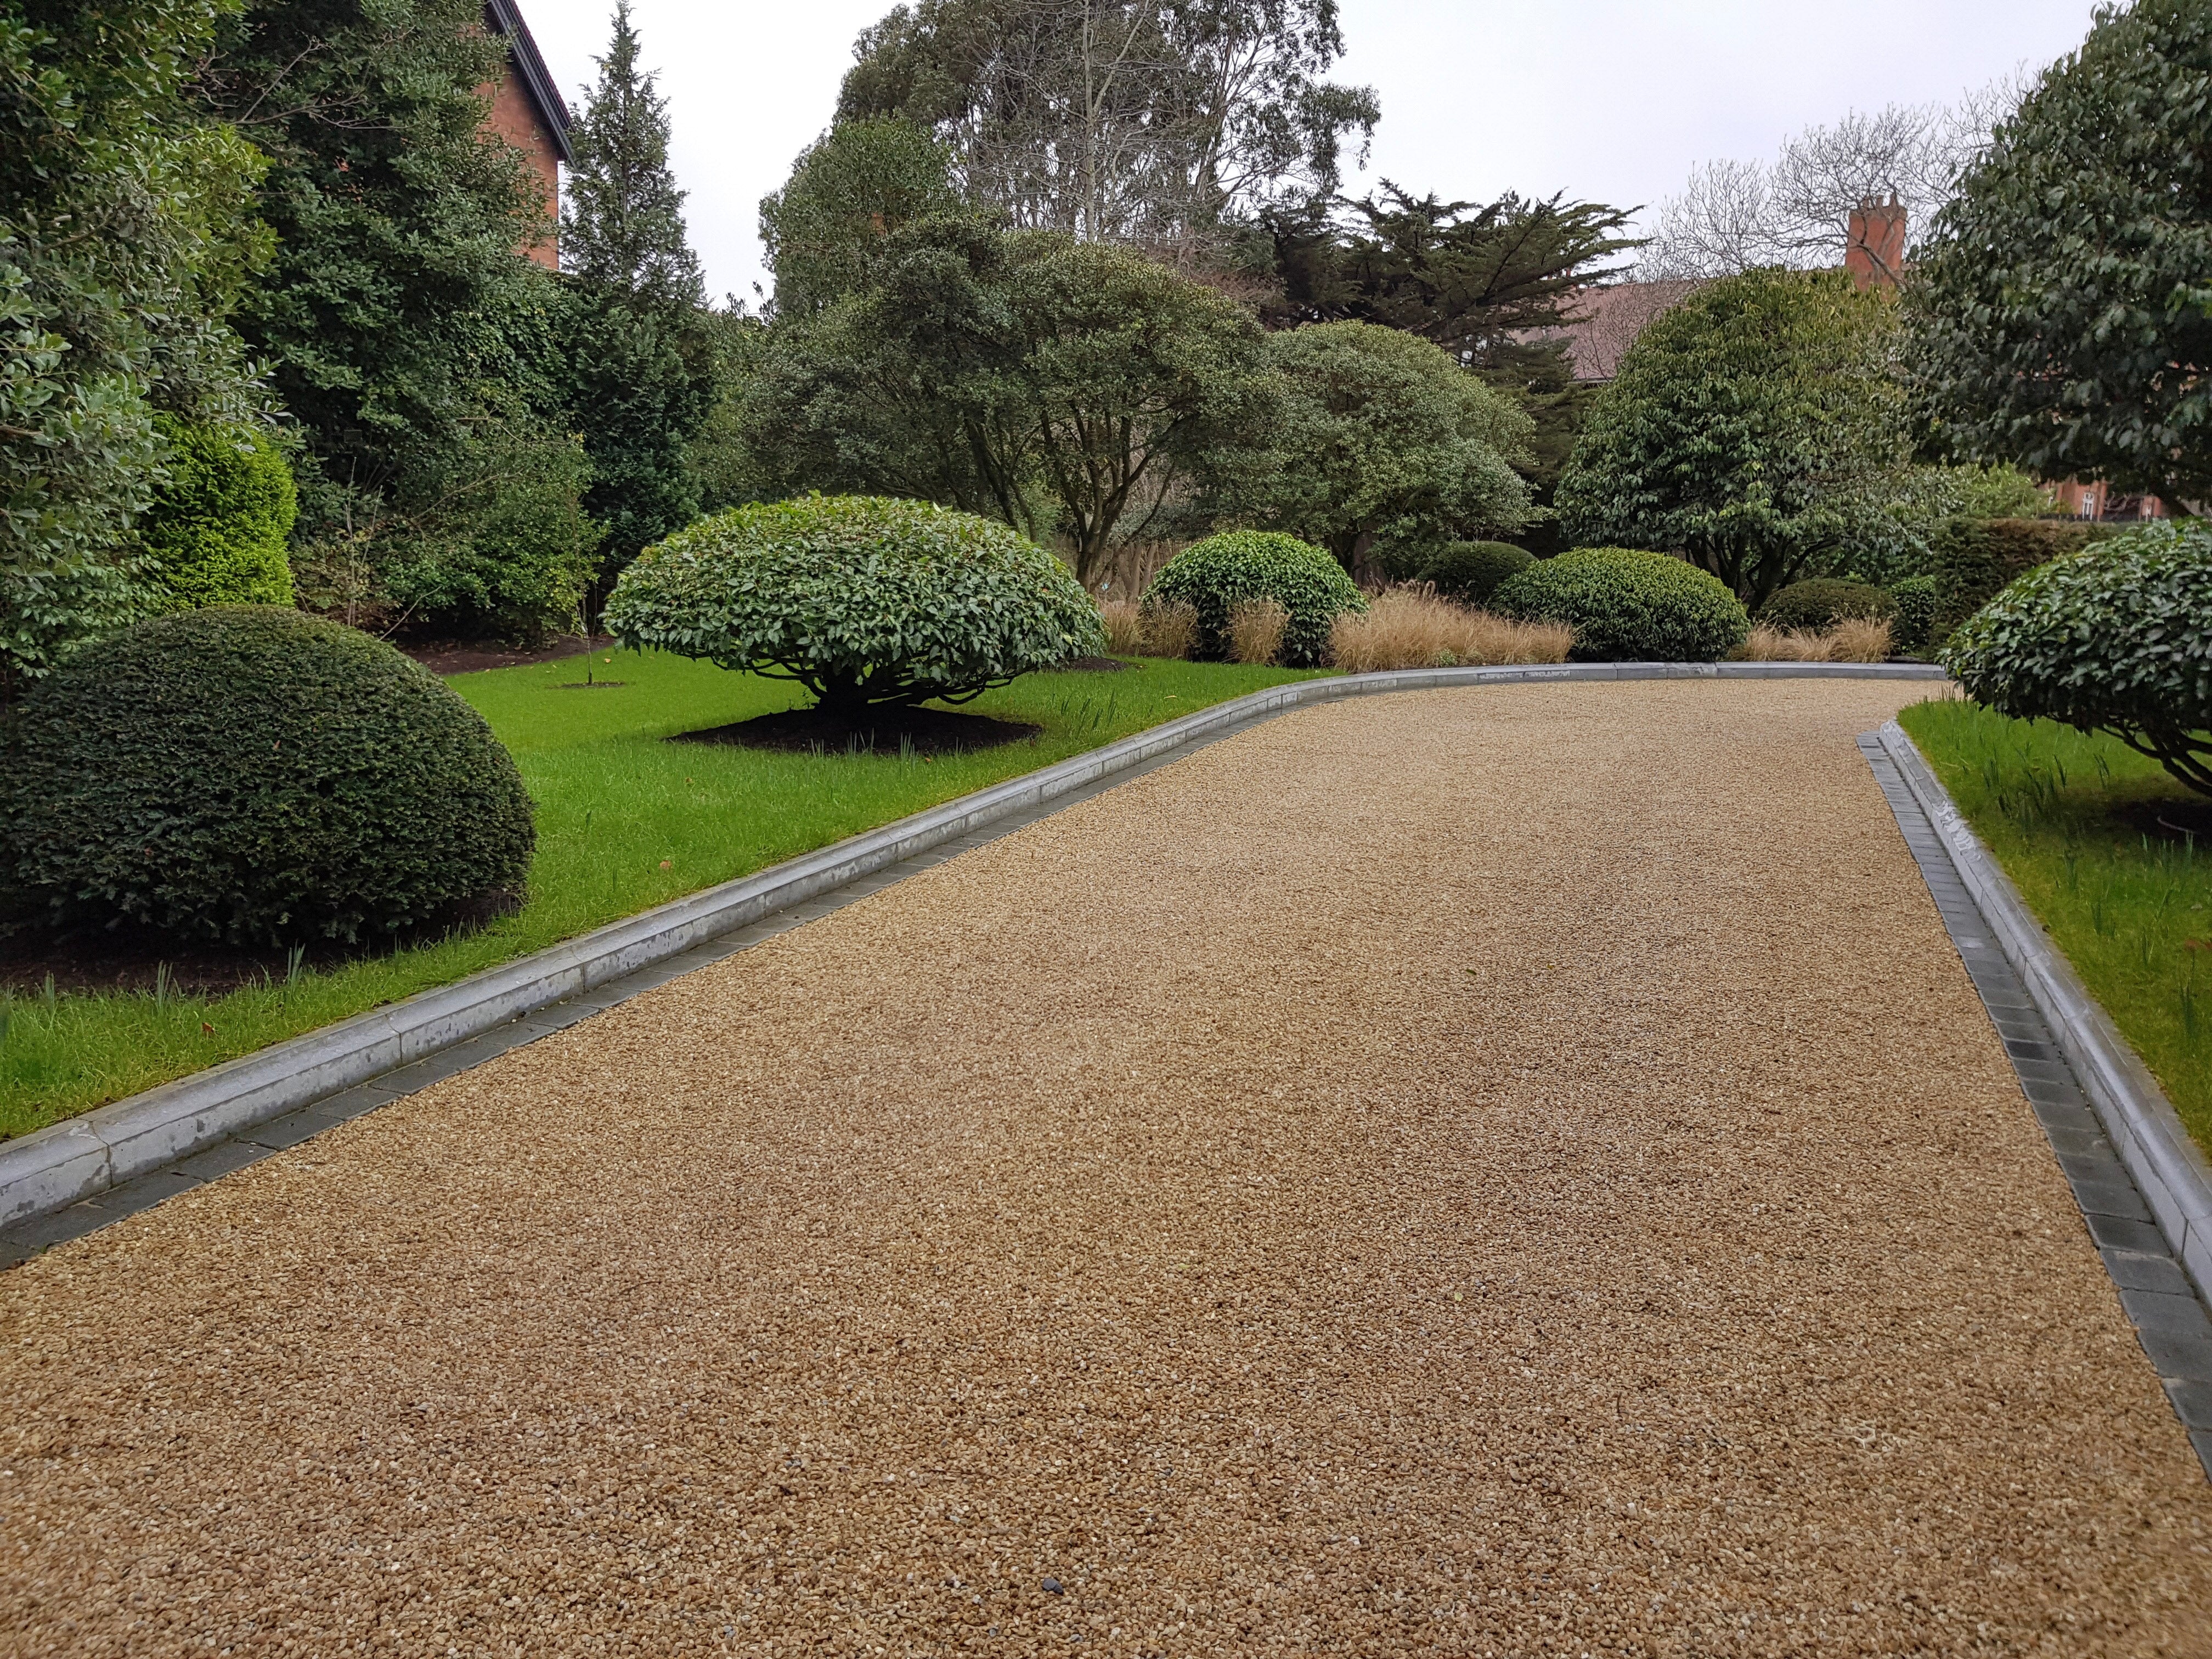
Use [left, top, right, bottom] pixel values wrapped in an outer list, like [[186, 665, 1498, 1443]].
[[1877, 721, 2212, 1303], [0, 660, 1948, 1229]]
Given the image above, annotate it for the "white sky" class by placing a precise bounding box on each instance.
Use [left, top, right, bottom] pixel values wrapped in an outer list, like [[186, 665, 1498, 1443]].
[[512, 0, 2102, 305]]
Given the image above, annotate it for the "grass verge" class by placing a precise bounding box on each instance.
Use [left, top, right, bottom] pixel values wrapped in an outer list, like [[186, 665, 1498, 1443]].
[[1899, 695, 2211, 1152], [0, 651, 1325, 1138]]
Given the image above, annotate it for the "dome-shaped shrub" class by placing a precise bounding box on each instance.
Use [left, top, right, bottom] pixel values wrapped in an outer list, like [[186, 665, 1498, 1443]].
[[1887, 574, 1940, 657], [1420, 541, 1533, 606], [1489, 546, 1750, 662], [603, 496, 1102, 712], [141, 419, 298, 610], [1759, 577, 1894, 632], [0, 607, 535, 946], [1142, 531, 1365, 665], [1943, 524, 2212, 798]]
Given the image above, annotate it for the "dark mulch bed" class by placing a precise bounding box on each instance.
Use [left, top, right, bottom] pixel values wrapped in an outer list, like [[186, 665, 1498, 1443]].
[[672, 706, 1043, 758], [400, 634, 617, 677], [2111, 794, 2212, 846]]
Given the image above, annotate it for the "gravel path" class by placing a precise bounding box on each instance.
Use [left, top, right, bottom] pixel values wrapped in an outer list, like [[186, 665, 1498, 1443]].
[[5, 680, 2209, 1657]]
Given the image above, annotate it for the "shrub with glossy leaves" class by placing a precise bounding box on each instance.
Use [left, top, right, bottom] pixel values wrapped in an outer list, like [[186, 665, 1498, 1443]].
[[1142, 531, 1365, 665], [1760, 577, 1893, 632], [1420, 541, 1532, 606], [1490, 546, 1750, 663], [603, 495, 1103, 711], [1942, 524, 2212, 798], [0, 607, 535, 946]]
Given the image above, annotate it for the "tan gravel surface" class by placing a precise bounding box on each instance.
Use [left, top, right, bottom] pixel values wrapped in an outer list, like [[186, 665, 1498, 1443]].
[[5, 680, 2210, 1657]]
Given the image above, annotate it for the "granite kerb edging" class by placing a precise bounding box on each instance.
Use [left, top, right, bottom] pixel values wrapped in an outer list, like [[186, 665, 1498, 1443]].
[[1876, 720, 2212, 1301], [0, 660, 1949, 1229]]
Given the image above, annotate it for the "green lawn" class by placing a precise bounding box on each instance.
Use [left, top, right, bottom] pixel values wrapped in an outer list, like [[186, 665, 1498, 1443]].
[[1899, 696, 2211, 1152], [0, 651, 1326, 1138]]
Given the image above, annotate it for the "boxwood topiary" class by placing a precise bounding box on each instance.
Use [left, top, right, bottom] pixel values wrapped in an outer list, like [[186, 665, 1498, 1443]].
[[1759, 577, 1894, 631], [140, 418, 298, 610], [0, 607, 535, 946], [1942, 524, 2212, 798], [1489, 546, 1750, 662], [1888, 574, 1940, 657], [1420, 541, 1533, 606], [603, 496, 1103, 712], [1142, 531, 1366, 665]]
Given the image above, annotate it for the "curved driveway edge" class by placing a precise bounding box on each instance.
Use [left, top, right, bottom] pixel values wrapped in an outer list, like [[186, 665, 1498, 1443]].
[[0, 661, 1946, 1238]]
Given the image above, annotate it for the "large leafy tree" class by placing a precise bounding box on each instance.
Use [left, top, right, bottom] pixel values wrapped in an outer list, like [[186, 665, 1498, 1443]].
[[1556, 268, 1907, 609], [1906, 0, 2212, 503], [1, 0, 267, 695], [759, 118, 967, 318]]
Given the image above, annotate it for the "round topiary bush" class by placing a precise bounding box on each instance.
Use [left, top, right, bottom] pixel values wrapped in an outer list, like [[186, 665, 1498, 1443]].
[[603, 496, 1103, 712], [0, 607, 535, 947], [1142, 531, 1365, 666], [1887, 574, 1940, 657], [1420, 541, 1533, 606], [1489, 546, 1750, 663], [141, 419, 298, 610], [1943, 524, 2212, 797], [1759, 577, 1895, 632]]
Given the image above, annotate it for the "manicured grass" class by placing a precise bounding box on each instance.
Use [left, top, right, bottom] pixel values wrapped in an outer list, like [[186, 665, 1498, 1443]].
[[1899, 696, 2212, 1152], [0, 652, 1326, 1138]]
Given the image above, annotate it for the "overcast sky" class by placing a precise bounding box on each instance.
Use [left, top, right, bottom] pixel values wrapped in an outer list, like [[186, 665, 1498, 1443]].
[[512, 0, 2102, 305]]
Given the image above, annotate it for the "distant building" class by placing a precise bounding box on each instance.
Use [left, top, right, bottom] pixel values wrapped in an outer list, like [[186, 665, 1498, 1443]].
[[481, 0, 572, 270]]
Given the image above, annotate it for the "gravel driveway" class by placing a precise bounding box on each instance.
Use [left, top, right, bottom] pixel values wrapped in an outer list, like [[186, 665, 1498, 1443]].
[[5, 680, 2209, 1657]]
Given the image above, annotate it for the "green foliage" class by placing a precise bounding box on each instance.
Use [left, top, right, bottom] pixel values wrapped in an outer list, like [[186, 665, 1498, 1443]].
[[1419, 541, 1532, 605], [603, 495, 1104, 712], [1759, 577, 1893, 632], [1206, 320, 1533, 573], [1, 0, 268, 696], [1142, 530, 1366, 665], [561, 1, 702, 305], [685, 307, 772, 515], [1906, 0, 2212, 501], [760, 119, 965, 318], [140, 419, 296, 609], [1942, 525, 2212, 798], [1930, 516, 2121, 640], [1489, 546, 1750, 663], [0, 607, 536, 947], [1888, 575, 1940, 657], [1556, 268, 1908, 610]]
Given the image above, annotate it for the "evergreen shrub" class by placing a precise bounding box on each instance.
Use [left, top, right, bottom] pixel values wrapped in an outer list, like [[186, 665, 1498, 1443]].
[[1888, 575, 1940, 657], [1142, 531, 1365, 665], [0, 607, 536, 946], [1489, 546, 1750, 663], [1931, 517, 2120, 640], [1420, 541, 1532, 606], [1759, 577, 1894, 632], [141, 420, 297, 610]]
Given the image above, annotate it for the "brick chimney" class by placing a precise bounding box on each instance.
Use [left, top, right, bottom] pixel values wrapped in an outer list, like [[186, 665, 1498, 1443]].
[[1846, 193, 1907, 290]]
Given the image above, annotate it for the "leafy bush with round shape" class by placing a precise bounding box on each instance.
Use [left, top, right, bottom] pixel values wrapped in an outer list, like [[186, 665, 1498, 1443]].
[[603, 496, 1103, 712], [1420, 541, 1532, 606], [140, 419, 298, 610], [1759, 577, 1894, 632], [0, 607, 536, 946], [1942, 524, 2212, 798], [1489, 546, 1750, 663], [1142, 531, 1365, 665], [1888, 574, 1940, 657]]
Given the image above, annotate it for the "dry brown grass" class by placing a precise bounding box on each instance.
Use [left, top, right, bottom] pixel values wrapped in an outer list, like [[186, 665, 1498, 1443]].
[[1140, 599, 1199, 661], [1098, 600, 1148, 657], [1227, 598, 1289, 665], [1829, 616, 1894, 663], [1745, 618, 1894, 664], [1329, 586, 1573, 672]]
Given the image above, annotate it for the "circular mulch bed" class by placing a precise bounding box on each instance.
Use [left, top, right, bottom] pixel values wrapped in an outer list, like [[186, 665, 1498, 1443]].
[[672, 706, 1043, 758]]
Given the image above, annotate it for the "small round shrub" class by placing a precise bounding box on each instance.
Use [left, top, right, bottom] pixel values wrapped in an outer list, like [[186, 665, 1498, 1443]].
[[1943, 524, 2212, 798], [1420, 541, 1533, 606], [603, 496, 1102, 710], [1888, 574, 1940, 657], [0, 607, 535, 946], [1489, 546, 1750, 663], [140, 419, 298, 610], [1142, 531, 1365, 665], [1759, 577, 1894, 632]]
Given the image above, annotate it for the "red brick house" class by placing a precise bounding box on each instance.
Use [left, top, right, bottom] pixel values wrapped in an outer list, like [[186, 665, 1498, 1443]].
[[482, 0, 572, 269]]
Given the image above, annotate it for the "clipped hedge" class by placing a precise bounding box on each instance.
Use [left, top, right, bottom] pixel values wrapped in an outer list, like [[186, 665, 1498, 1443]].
[[1489, 546, 1750, 663], [0, 607, 535, 946], [1931, 517, 2120, 640], [605, 496, 1102, 711], [140, 419, 297, 610], [1142, 531, 1365, 665], [1420, 541, 1533, 606], [1888, 575, 1940, 657], [1760, 577, 1894, 632], [1943, 524, 2212, 798]]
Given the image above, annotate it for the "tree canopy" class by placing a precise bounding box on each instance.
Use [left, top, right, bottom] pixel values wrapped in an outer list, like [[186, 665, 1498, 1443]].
[[760, 118, 967, 318]]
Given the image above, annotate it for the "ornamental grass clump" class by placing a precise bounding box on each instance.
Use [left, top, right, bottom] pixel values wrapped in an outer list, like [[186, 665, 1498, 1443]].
[[1227, 598, 1290, 665], [0, 607, 535, 947], [1328, 588, 1572, 671], [603, 496, 1104, 713], [1142, 531, 1365, 665], [1097, 599, 1148, 656], [1489, 546, 1750, 663], [1139, 600, 1199, 660], [1943, 524, 2212, 798]]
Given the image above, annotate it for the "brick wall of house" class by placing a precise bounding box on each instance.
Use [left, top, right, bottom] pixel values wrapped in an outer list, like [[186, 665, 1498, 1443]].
[[483, 70, 560, 270]]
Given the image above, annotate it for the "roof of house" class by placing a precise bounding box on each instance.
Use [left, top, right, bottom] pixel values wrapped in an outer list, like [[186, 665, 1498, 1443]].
[[1525, 280, 1706, 383], [484, 0, 573, 165]]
